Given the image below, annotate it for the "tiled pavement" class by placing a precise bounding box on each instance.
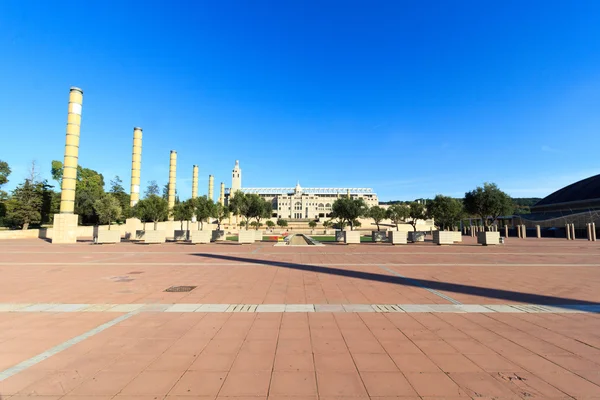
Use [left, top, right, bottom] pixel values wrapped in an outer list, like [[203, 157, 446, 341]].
[[0, 237, 599, 399]]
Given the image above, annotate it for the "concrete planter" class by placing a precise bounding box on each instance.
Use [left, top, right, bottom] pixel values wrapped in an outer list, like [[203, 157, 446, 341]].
[[190, 230, 211, 244], [371, 231, 388, 242], [173, 230, 189, 241], [451, 231, 462, 243], [254, 231, 263, 241], [212, 230, 226, 241], [145, 230, 166, 244], [388, 231, 407, 245], [96, 230, 121, 244], [433, 231, 454, 245], [135, 230, 145, 240], [238, 230, 255, 244], [477, 231, 501, 246], [408, 231, 425, 242], [335, 231, 345, 242], [343, 231, 361, 244]]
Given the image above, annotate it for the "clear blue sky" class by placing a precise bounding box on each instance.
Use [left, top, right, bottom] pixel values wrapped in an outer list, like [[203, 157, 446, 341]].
[[1, 0, 599, 201]]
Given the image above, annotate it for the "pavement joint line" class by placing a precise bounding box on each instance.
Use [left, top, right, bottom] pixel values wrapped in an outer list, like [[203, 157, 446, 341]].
[[4, 262, 600, 267], [0, 302, 597, 313], [0, 310, 139, 382], [377, 265, 463, 305]]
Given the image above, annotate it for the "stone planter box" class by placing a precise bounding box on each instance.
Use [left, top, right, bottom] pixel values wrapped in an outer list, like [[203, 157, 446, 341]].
[[254, 231, 263, 241], [408, 231, 425, 242], [433, 231, 455, 245], [173, 230, 189, 241], [388, 231, 407, 245], [451, 231, 462, 242], [335, 231, 345, 242], [135, 230, 145, 240], [371, 231, 388, 242], [96, 230, 121, 244], [477, 231, 501, 246], [145, 230, 166, 244], [212, 230, 226, 241], [190, 230, 211, 244], [343, 231, 361, 244], [238, 230, 255, 244]]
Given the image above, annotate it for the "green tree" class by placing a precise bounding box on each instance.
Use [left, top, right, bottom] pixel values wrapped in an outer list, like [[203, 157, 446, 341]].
[[386, 204, 409, 231], [428, 195, 464, 231], [51, 160, 63, 184], [134, 194, 169, 229], [464, 183, 513, 227], [266, 220, 275, 229], [228, 192, 249, 228], [351, 219, 361, 228], [308, 220, 317, 229], [276, 218, 288, 228], [367, 206, 387, 231], [173, 198, 195, 230], [250, 221, 263, 230], [407, 202, 427, 231], [93, 194, 122, 229], [0, 160, 10, 187], [5, 179, 44, 229], [322, 220, 332, 230], [229, 193, 270, 230], [145, 180, 160, 197], [249, 195, 272, 228], [331, 197, 367, 230], [212, 202, 230, 230], [193, 196, 215, 230], [109, 176, 130, 221]]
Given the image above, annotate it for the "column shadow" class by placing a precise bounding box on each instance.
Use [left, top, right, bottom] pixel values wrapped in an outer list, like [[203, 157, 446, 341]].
[[193, 253, 600, 309]]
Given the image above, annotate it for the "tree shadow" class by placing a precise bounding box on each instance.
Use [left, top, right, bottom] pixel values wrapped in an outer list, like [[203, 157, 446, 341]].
[[193, 253, 600, 309]]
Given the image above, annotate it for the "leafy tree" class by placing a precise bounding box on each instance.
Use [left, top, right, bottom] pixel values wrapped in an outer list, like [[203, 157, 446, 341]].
[[134, 194, 168, 229], [308, 220, 317, 229], [367, 206, 387, 231], [407, 202, 427, 231], [229, 193, 271, 230], [266, 220, 275, 229], [331, 197, 367, 230], [428, 195, 464, 230], [352, 219, 361, 228], [249, 195, 272, 228], [322, 220, 332, 229], [229, 192, 249, 228], [93, 194, 122, 229], [193, 196, 215, 230], [464, 183, 513, 227], [75, 167, 105, 224], [145, 180, 160, 197], [51, 160, 63, 184], [250, 221, 263, 230], [386, 204, 409, 231], [5, 179, 44, 229], [212, 202, 230, 230], [276, 218, 288, 228], [173, 199, 195, 230], [0, 160, 10, 187], [162, 183, 179, 204], [239, 220, 247, 228], [109, 176, 130, 221]]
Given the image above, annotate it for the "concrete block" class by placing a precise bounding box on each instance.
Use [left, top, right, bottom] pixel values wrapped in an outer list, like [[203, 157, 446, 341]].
[[433, 231, 455, 245], [335, 231, 345, 242], [238, 230, 255, 244], [96, 230, 121, 244], [124, 218, 142, 239], [477, 231, 501, 246], [343, 230, 361, 244], [212, 230, 226, 241], [371, 231, 388, 242], [451, 231, 462, 242], [51, 213, 79, 244], [254, 230, 263, 241], [173, 230, 189, 241], [190, 230, 211, 244], [388, 230, 407, 245], [145, 230, 166, 244], [408, 231, 425, 242]]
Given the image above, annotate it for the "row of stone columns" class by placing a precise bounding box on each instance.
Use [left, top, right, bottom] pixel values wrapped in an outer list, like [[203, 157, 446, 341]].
[[586, 223, 597, 241]]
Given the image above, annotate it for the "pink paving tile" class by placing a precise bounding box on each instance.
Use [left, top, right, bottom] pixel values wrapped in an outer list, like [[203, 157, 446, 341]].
[[360, 371, 418, 397], [120, 370, 183, 396], [17, 370, 87, 396], [273, 352, 315, 371], [448, 372, 523, 398], [352, 353, 399, 372], [427, 353, 485, 373], [218, 371, 271, 396], [189, 353, 237, 371], [68, 371, 138, 396], [169, 370, 227, 396], [314, 352, 357, 372], [535, 371, 600, 397], [404, 372, 466, 397], [269, 371, 318, 396], [230, 350, 275, 371], [388, 353, 441, 373], [316, 371, 368, 396]]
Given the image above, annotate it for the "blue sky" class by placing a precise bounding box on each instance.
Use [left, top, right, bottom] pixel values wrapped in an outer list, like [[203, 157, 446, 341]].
[[1, 0, 599, 201]]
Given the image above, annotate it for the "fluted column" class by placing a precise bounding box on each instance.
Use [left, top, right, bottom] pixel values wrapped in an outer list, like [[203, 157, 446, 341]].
[[219, 182, 225, 205], [208, 175, 214, 201], [59, 87, 83, 213], [130, 127, 143, 207], [192, 165, 199, 199], [168, 151, 177, 220]]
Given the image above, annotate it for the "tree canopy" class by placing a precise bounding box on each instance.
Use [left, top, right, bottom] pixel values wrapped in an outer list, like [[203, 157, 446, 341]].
[[464, 182, 513, 226], [229, 193, 271, 230], [331, 197, 367, 230], [93, 194, 122, 229], [367, 206, 387, 231], [193, 196, 215, 229], [407, 202, 427, 231], [5, 179, 44, 229], [0, 160, 10, 187], [428, 195, 464, 230], [385, 204, 409, 231], [134, 194, 169, 228], [212, 202, 230, 230]]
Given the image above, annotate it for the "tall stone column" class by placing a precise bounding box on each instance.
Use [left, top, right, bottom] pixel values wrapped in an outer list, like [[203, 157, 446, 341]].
[[52, 87, 83, 244], [219, 182, 225, 205], [168, 150, 177, 221], [130, 127, 143, 207], [536, 225, 541, 238], [208, 175, 214, 201], [192, 165, 199, 199]]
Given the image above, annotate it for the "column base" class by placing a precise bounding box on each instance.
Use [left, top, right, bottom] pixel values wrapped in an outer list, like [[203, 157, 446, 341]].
[[51, 214, 79, 244]]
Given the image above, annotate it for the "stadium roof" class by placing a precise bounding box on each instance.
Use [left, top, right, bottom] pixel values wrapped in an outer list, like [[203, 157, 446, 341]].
[[532, 174, 600, 212]]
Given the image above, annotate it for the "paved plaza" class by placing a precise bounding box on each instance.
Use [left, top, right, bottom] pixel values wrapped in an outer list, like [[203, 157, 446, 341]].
[[0, 237, 599, 399]]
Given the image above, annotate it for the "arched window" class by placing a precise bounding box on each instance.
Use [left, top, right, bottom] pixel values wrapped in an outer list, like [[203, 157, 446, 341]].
[[325, 203, 331, 208], [294, 202, 302, 211]]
